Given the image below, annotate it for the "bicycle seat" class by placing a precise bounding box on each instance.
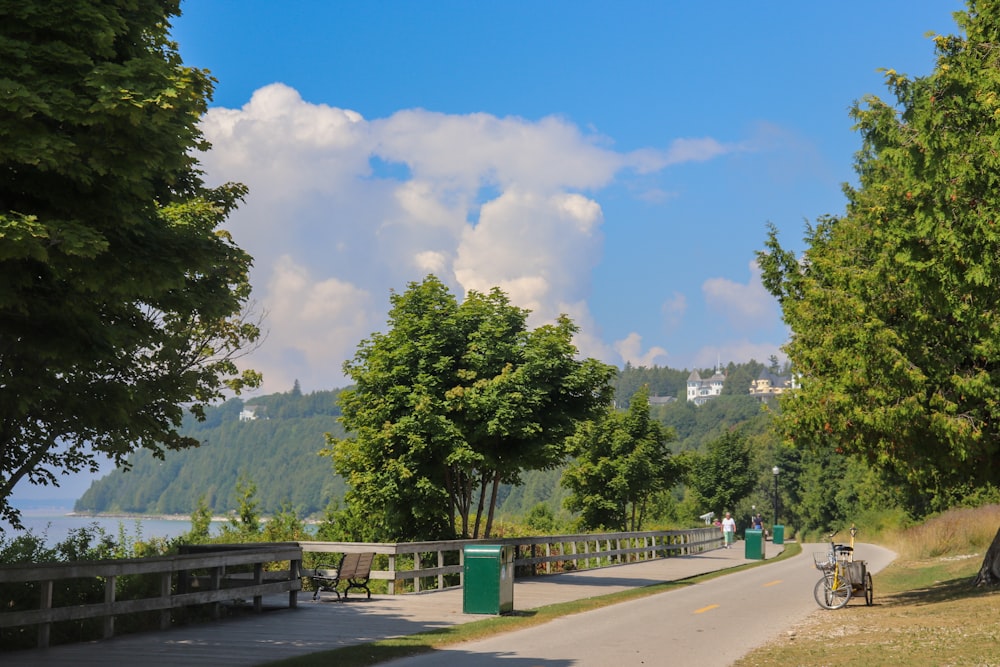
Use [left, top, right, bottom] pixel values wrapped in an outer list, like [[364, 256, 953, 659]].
[[834, 544, 853, 554]]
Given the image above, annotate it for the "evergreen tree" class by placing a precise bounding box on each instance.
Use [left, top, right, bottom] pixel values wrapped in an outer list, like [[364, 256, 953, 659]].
[[758, 0, 1000, 584]]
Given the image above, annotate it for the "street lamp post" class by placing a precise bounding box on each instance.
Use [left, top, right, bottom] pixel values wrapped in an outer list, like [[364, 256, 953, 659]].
[[772, 466, 780, 527]]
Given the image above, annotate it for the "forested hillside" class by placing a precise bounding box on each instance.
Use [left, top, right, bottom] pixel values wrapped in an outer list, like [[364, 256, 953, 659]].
[[74, 387, 348, 517], [75, 362, 778, 520]]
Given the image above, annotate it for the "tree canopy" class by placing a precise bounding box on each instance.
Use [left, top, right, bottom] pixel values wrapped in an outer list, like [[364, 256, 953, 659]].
[[327, 276, 615, 541], [562, 386, 678, 531], [0, 1, 260, 527], [682, 429, 757, 520], [757, 1, 1000, 582], [759, 0, 1000, 510]]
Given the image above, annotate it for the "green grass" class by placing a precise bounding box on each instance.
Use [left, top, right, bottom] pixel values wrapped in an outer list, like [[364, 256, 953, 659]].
[[265, 544, 802, 667]]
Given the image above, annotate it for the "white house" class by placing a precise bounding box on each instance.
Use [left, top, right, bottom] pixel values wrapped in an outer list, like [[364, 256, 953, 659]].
[[686, 363, 727, 405]]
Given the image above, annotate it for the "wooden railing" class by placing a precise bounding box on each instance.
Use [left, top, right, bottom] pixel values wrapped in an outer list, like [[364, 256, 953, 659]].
[[300, 527, 722, 594], [0, 528, 721, 649], [0, 543, 301, 649]]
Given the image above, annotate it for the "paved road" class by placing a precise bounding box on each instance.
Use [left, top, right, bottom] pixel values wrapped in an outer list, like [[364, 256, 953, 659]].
[[380, 543, 896, 667]]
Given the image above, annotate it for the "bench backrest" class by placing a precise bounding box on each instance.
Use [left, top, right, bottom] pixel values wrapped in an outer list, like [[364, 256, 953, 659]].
[[338, 552, 374, 580]]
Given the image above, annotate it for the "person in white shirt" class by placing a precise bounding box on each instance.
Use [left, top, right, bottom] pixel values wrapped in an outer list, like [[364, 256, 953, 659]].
[[721, 512, 736, 549]]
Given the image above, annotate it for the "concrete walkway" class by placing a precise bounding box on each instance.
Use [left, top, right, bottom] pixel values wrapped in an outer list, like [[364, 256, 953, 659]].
[[3, 542, 782, 666]]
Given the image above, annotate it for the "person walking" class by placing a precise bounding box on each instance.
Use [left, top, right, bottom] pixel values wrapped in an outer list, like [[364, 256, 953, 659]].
[[721, 511, 736, 549]]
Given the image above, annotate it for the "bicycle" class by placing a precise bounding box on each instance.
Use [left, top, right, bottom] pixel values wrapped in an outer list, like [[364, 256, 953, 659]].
[[812, 530, 855, 609]]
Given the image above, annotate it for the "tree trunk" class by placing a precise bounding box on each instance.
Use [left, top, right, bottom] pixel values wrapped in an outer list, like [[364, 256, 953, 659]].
[[973, 524, 1000, 587], [472, 470, 488, 539], [446, 466, 472, 538], [483, 469, 501, 538]]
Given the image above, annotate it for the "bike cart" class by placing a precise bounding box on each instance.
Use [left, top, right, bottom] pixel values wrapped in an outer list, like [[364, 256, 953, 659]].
[[813, 525, 873, 609]]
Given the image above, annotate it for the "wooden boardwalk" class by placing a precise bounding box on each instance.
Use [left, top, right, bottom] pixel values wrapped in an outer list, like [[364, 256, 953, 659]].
[[3, 543, 779, 666]]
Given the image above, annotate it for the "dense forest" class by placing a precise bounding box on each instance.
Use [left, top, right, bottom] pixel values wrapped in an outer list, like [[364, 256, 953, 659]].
[[74, 386, 349, 517], [75, 363, 778, 520]]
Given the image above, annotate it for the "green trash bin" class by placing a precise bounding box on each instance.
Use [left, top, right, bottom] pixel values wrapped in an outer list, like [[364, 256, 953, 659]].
[[744, 529, 765, 560], [773, 525, 785, 545], [463, 545, 514, 614]]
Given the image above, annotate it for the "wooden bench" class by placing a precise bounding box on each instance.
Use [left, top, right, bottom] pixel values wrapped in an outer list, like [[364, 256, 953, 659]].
[[310, 552, 374, 600]]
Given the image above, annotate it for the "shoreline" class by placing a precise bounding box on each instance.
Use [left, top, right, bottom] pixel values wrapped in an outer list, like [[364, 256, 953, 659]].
[[65, 512, 320, 525], [66, 512, 224, 522]]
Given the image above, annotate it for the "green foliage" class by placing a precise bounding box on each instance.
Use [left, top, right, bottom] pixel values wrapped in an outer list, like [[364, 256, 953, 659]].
[[524, 503, 558, 533], [562, 387, 679, 531], [0, 0, 261, 528], [612, 364, 689, 406], [187, 496, 213, 543], [73, 363, 844, 534], [313, 499, 369, 542], [225, 476, 262, 537], [497, 468, 573, 521], [684, 429, 757, 518], [263, 501, 309, 542], [329, 276, 615, 541], [656, 394, 769, 451], [1, 523, 179, 649], [757, 1, 1000, 517]]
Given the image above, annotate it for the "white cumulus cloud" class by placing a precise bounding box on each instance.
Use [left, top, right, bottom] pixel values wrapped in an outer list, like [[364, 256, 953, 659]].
[[614, 333, 669, 368], [198, 83, 741, 393], [702, 261, 777, 330]]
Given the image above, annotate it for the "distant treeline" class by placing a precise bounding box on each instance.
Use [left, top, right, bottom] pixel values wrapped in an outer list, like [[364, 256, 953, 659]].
[[75, 362, 777, 519]]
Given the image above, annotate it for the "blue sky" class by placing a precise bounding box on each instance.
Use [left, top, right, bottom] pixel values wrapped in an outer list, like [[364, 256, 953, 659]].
[[10, 1, 970, 503], [162, 1, 965, 398]]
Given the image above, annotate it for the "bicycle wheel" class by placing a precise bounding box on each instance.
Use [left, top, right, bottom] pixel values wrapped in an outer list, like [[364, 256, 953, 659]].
[[813, 575, 851, 609], [865, 572, 873, 606]]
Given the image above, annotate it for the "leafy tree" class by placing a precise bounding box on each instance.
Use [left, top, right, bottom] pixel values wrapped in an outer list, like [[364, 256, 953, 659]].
[[262, 501, 308, 542], [684, 429, 756, 520], [314, 499, 369, 542], [562, 387, 678, 531], [757, 1, 1000, 584], [219, 476, 262, 539], [612, 364, 688, 407], [524, 503, 557, 533], [187, 496, 213, 543], [0, 0, 260, 527], [328, 276, 614, 541]]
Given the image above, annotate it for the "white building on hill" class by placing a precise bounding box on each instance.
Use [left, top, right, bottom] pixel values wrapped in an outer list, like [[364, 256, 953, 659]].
[[686, 363, 727, 405]]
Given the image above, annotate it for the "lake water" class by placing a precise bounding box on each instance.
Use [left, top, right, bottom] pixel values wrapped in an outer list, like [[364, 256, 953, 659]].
[[2, 501, 320, 548], [2, 502, 224, 547]]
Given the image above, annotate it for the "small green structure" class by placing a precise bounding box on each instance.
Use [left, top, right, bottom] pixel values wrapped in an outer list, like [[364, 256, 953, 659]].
[[744, 529, 766, 560], [773, 525, 785, 545], [463, 544, 515, 614]]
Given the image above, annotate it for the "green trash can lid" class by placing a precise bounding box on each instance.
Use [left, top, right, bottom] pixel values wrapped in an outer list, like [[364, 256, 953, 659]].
[[464, 544, 504, 557]]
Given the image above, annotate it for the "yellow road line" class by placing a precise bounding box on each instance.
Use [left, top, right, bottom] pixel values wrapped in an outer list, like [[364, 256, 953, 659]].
[[693, 604, 719, 614], [762, 580, 782, 587]]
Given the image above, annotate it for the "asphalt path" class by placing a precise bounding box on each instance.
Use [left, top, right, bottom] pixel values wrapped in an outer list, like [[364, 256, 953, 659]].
[[380, 542, 897, 667]]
